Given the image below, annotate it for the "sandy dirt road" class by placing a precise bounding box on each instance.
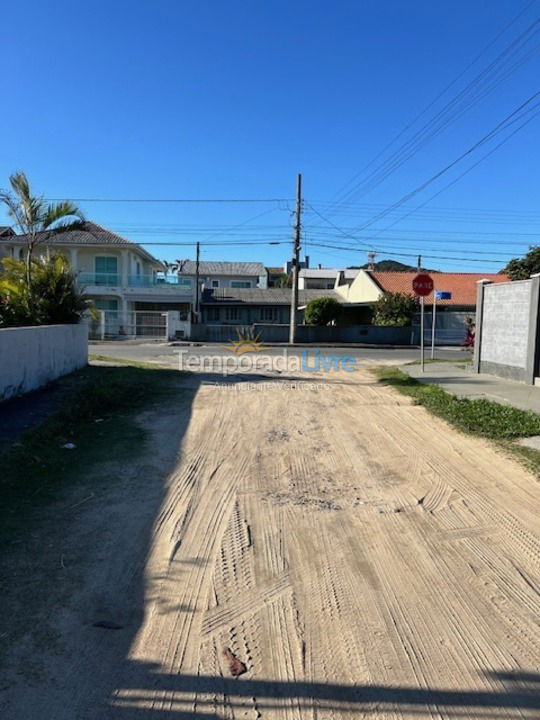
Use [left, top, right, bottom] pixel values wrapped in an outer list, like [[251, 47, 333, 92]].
[[1, 364, 539, 719]]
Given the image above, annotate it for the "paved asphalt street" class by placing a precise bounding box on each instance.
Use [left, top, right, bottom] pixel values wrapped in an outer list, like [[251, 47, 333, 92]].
[[89, 340, 466, 367]]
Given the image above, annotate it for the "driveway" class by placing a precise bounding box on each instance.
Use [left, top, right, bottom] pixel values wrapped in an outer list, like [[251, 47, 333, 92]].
[[1, 360, 538, 719]]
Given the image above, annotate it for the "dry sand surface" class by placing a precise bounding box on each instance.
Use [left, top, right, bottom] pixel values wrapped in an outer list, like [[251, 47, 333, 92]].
[[1, 364, 539, 719]]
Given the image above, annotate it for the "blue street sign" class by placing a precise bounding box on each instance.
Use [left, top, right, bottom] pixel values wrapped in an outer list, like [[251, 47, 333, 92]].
[[435, 291, 452, 300]]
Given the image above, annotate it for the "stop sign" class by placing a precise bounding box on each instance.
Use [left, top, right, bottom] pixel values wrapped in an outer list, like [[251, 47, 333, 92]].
[[412, 273, 434, 297]]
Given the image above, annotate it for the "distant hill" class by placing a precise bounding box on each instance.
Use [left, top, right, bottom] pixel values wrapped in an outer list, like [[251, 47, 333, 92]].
[[348, 260, 439, 272]]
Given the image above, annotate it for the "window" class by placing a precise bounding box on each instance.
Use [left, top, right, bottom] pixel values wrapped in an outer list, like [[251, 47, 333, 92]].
[[206, 307, 220, 322], [94, 298, 118, 313], [178, 277, 192, 286], [259, 307, 279, 322], [211, 279, 220, 288], [95, 256, 118, 285], [231, 281, 251, 288], [224, 306, 239, 321]]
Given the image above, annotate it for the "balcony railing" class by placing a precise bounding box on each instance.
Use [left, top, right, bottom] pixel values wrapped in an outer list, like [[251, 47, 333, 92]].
[[77, 273, 192, 289], [77, 272, 119, 286], [127, 275, 192, 288]]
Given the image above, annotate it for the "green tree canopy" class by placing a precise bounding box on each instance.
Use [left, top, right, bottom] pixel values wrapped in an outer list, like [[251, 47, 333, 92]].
[[0, 254, 90, 328], [0, 171, 84, 291], [372, 292, 418, 327], [503, 246, 540, 281], [304, 297, 343, 326]]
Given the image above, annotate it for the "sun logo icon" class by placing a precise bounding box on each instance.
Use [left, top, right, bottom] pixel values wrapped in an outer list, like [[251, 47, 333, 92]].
[[224, 328, 263, 355]]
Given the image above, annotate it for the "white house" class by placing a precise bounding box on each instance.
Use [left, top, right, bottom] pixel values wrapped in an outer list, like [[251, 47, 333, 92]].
[[298, 267, 359, 290], [0, 222, 194, 338]]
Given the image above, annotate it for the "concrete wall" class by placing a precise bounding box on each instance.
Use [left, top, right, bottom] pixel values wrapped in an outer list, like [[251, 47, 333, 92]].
[[474, 278, 539, 383], [0, 323, 88, 401], [191, 323, 412, 345]]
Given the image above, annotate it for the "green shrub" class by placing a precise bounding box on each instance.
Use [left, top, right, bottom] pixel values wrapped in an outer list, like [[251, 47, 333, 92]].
[[0, 254, 90, 327], [304, 297, 343, 326], [372, 292, 418, 327]]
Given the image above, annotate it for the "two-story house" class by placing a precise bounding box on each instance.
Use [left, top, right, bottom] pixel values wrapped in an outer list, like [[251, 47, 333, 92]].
[[179, 261, 267, 292], [0, 222, 194, 337]]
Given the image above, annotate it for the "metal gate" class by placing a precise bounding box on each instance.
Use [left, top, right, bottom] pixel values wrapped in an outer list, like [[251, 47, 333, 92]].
[[89, 310, 167, 340]]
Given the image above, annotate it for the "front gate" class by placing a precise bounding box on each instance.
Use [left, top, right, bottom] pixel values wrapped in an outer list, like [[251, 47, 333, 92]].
[[89, 310, 167, 340]]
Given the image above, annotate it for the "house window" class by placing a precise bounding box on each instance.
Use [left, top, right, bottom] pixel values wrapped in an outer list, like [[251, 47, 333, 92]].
[[206, 307, 220, 321], [211, 279, 220, 288], [231, 281, 251, 288], [95, 256, 118, 285], [224, 306, 239, 321], [259, 307, 279, 322], [94, 298, 119, 314]]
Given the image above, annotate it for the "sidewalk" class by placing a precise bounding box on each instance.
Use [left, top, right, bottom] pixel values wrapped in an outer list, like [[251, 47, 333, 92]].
[[402, 361, 540, 414]]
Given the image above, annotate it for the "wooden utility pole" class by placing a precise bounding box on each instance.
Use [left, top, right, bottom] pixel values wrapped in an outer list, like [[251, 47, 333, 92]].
[[289, 173, 302, 344], [195, 241, 200, 323]]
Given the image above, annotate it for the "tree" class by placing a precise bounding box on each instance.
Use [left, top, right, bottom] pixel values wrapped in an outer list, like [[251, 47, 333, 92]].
[[304, 297, 343, 326], [503, 247, 540, 280], [0, 253, 91, 327], [0, 171, 84, 293], [372, 292, 418, 327], [162, 259, 189, 275]]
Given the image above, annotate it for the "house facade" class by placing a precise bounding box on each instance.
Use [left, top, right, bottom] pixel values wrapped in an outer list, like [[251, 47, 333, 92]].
[[0, 222, 194, 337], [299, 267, 361, 290], [179, 261, 267, 290], [201, 287, 342, 325], [333, 270, 509, 343]]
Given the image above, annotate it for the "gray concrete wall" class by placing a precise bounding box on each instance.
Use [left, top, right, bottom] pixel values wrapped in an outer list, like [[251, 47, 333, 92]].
[[481, 280, 531, 368], [0, 323, 88, 401], [191, 323, 412, 345], [475, 278, 539, 384]]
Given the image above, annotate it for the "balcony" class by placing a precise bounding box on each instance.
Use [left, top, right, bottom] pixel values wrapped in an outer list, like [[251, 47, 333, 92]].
[[128, 275, 192, 288], [77, 272, 119, 287]]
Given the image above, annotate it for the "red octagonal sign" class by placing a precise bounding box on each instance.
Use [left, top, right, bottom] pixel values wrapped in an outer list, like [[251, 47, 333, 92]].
[[412, 273, 434, 297]]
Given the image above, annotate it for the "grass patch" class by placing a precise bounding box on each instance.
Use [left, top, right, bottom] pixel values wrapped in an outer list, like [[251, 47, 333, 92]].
[[373, 367, 540, 440], [403, 358, 460, 366], [0, 364, 182, 548], [89, 353, 167, 369]]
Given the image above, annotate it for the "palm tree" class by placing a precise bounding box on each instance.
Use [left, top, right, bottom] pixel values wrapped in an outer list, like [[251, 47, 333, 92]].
[[0, 171, 84, 291]]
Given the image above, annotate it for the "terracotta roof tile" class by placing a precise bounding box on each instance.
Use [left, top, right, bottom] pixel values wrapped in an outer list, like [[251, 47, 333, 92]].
[[370, 272, 508, 306]]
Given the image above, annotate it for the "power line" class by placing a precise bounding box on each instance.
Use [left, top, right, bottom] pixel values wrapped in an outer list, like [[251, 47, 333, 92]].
[[329, 5, 540, 210], [348, 90, 540, 234], [359, 105, 540, 240], [45, 197, 291, 204], [304, 241, 507, 265]]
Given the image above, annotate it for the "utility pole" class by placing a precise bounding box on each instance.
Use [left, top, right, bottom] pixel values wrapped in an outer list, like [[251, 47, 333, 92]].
[[194, 241, 200, 323], [289, 173, 302, 344], [417, 254, 424, 372]]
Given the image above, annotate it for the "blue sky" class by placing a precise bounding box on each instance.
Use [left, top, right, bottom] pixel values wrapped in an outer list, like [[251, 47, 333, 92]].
[[1, 0, 539, 272]]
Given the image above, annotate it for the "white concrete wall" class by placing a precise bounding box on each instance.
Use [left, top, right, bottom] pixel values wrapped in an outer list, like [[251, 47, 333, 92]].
[[0, 323, 88, 401], [481, 280, 531, 369]]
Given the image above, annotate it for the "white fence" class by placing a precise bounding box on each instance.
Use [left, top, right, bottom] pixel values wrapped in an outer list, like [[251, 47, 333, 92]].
[[89, 311, 167, 340], [88, 311, 191, 341], [0, 323, 88, 401]]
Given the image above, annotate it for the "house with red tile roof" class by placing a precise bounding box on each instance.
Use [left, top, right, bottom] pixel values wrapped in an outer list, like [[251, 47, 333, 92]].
[[336, 270, 508, 311]]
